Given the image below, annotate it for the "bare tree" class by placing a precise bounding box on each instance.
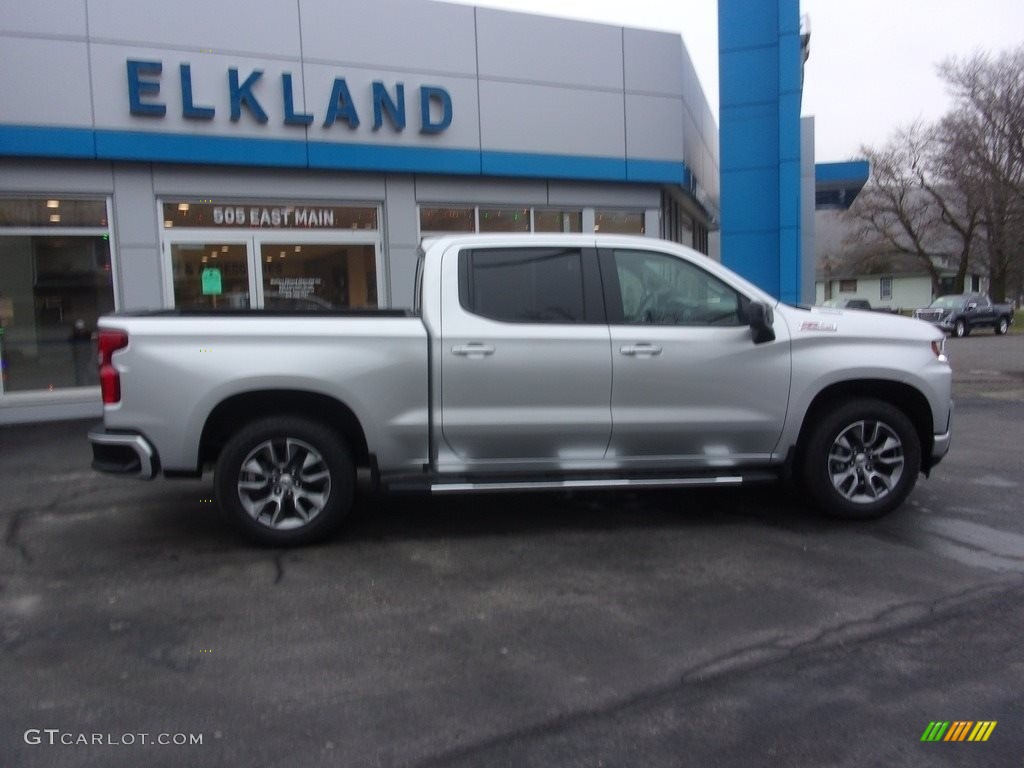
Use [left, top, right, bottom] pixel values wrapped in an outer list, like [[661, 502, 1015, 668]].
[[938, 47, 1024, 301], [845, 124, 967, 294]]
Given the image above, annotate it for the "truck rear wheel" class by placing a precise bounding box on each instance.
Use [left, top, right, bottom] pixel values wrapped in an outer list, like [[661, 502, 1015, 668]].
[[215, 417, 353, 545], [801, 399, 921, 520]]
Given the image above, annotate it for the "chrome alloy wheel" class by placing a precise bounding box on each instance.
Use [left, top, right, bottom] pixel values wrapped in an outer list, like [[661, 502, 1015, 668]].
[[236, 438, 332, 530], [827, 419, 905, 504]]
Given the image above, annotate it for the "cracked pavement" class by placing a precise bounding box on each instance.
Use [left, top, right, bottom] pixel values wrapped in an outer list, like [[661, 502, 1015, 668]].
[[1, 334, 1023, 767]]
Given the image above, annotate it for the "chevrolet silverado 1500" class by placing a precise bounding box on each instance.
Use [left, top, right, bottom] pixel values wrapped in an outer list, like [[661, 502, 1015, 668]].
[[89, 235, 953, 544]]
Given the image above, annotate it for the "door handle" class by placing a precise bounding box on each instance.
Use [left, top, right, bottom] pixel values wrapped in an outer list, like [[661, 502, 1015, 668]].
[[620, 343, 662, 357], [452, 343, 496, 357]]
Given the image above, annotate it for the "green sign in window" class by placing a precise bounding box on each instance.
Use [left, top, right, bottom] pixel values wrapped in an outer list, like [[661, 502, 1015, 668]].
[[201, 267, 223, 296]]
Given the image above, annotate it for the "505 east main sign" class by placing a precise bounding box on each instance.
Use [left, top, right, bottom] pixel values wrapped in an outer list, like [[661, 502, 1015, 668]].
[[126, 59, 453, 134]]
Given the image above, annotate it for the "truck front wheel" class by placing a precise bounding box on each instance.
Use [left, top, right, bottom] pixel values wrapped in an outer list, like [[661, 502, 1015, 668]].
[[995, 317, 1009, 335], [953, 319, 969, 337], [801, 399, 921, 520], [215, 417, 353, 545]]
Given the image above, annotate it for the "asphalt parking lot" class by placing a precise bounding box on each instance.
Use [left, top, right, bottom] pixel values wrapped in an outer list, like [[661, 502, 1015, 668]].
[[2, 332, 1023, 767]]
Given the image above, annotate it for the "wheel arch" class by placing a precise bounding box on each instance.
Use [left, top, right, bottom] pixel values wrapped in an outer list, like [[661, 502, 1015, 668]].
[[199, 389, 370, 471], [795, 379, 936, 473]]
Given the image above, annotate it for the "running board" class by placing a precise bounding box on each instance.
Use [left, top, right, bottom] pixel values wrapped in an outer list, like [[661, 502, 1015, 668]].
[[430, 475, 762, 494]]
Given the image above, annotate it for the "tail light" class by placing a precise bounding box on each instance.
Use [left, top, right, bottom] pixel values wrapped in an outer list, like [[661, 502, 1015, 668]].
[[97, 329, 128, 404], [931, 338, 947, 362]]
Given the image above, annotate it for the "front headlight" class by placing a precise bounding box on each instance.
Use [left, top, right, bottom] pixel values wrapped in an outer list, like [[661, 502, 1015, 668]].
[[931, 338, 947, 362]]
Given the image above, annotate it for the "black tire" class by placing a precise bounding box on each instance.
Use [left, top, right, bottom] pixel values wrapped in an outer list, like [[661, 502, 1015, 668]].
[[215, 416, 353, 545], [801, 399, 921, 520], [953, 319, 968, 338], [995, 317, 1009, 335]]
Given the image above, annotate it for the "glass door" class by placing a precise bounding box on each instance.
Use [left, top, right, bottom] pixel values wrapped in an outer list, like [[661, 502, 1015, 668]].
[[163, 231, 381, 310], [166, 238, 255, 309]]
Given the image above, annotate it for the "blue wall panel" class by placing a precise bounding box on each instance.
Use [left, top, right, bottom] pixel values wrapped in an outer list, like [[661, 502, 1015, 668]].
[[715, 2, 779, 49], [720, 167, 779, 231], [725, 231, 780, 291], [719, 0, 804, 303], [719, 105, 778, 169], [720, 47, 780, 104]]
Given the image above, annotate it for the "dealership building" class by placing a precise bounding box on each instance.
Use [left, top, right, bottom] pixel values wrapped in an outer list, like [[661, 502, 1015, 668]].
[[1, 0, 830, 424]]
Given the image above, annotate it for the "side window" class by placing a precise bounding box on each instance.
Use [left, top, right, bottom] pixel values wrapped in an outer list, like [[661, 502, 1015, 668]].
[[612, 249, 744, 326], [460, 248, 585, 323]]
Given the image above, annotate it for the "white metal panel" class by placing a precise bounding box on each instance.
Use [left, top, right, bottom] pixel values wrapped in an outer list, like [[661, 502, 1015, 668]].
[[152, 166, 387, 201], [1, 0, 87, 37], [625, 94, 685, 161], [0, 38, 93, 127], [0, 159, 114, 192], [478, 80, 625, 157], [476, 8, 624, 91], [623, 28, 685, 97], [547, 182, 660, 209], [299, 0, 477, 76], [86, 0, 301, 59], [414, 177, 548, 205]]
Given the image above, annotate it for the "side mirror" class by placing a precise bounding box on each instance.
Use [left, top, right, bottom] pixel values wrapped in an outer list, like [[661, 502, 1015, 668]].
[[966, 302, 977, 312], [745, 301, 776, 344]]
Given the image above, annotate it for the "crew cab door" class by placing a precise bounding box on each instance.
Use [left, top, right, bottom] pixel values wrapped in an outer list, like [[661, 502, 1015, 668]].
[[599, 247, 791, 468], [437, 244, 611, 471]]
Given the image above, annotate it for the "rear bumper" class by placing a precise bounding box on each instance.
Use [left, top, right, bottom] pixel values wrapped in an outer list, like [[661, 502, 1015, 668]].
[[88, 425, 158, 479]]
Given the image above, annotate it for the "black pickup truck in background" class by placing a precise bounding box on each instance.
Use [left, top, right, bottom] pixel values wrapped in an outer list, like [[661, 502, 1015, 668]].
[[913, 293, 1015, 337]]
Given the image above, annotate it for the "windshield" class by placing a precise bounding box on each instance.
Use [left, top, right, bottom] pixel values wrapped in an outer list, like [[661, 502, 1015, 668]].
[[929, 296, 964, 309]]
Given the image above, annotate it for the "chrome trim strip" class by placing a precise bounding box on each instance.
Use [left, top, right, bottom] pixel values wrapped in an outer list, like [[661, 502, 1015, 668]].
[[88, 429, 156, 479], [431, 476, 745, 493]]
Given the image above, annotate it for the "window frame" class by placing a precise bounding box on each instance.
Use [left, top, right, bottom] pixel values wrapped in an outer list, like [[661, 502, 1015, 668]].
[[457, 246, 605, 325], [879, 276, 893, 301]]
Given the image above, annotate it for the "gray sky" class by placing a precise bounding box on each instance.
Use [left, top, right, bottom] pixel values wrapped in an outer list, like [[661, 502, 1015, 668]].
[[447, 0, 1024, 162]]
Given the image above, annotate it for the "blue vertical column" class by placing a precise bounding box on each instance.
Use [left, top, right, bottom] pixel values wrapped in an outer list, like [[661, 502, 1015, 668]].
[[719, 0, 803, 302]]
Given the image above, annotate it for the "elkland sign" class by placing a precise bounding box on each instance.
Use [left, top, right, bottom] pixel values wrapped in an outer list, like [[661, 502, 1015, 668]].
[[126, 59, 454, 134]]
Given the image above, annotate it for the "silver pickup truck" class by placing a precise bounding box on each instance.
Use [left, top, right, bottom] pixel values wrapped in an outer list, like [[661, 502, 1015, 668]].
[[89, 234, 952, 545]]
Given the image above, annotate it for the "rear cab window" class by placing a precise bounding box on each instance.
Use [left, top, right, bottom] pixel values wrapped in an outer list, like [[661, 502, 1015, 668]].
[[458, 247, 604, 323]]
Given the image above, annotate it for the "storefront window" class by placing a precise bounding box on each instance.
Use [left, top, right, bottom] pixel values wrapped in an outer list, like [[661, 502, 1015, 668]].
[[0, 198, 114, 393], [534, 210, 583, 233], [595, 210, 645, 234], [419, 207, 475, 232], [479, 208, 530, 232], [419, 206, 584, 235], [0, 198, 108, 228], [262, 243, 377, 309]]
